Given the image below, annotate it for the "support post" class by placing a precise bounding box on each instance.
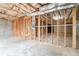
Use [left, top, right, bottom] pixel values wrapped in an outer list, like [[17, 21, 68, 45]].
[[46, 14, 48, 42], [38, 15, 41, 41], [50, 13, 53, 44], [32, 16, 36, 40], [64, 9, 67, 47], [57, 20, 59, 46], [42, 17, 43, 41], [72, 7, 77, 49]]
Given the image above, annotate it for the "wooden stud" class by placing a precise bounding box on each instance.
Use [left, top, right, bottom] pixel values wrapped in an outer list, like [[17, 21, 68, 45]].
[[52, 16, 54, 44], [16, 18, 19, 36], [34, 16, 36, 40], [32, 16, 36, 40], [38, 15, 41, 41], [50, 13, 53, 44], [30, 17, 32, 40], [25, 17, 26, 39], [57, 20, 59, 46], [46, 14, 48, 42], [41, 16, 43, 41], [0, 5, 23, 16], [27, 20, 29, 39], [26, 3, 37, 11], [64, 9, 67, 47], [12, 19, 17, 36], [72, 7, 77, 49]]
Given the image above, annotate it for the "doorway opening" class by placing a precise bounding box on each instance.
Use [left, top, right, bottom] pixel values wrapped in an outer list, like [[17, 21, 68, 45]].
[[48, 24, 51, 33]]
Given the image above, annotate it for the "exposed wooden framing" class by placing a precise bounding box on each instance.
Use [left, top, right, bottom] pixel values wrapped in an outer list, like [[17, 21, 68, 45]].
[[24, 17, 26, 38], [39, 3, 50, 6], [16, 18, 19, 37], [14, 4, 29, 14], [10, 4, 15, 10], [32, 16, 36, 40], [41, 16, 46, 41], [57, 20, 59, 46], [19, 3, 35, 12], [29, 4, 75, 16], [19, 3, 28, 9], [64, 9, 67, 47], [46, 14, 48, 42], [72, 7, 77, 49], [10, 4, 24, 15], [30, 18, 32, 40], [14, 18, 16, 36], [0, 13, 17, 20], [38, 3, 43, 6], [12, 19, 15, 36], [27, 17, 31, 40], [27, 20, 29, 39], [38, 15, 41, 41], [0, 17, 8, 20], [52, 16, 54, 44], [26, 3, 38, 11], [41, 16, 43, 41], [0, 5, 24, 16], [24, 17, 26, 39], [0, 13, 15, 17], [50, 13, 53, 44], [35, 16, 36, 40]]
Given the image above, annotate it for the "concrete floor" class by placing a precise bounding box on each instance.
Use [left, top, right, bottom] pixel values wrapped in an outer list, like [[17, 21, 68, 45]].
[[0, 37, 79, 56]]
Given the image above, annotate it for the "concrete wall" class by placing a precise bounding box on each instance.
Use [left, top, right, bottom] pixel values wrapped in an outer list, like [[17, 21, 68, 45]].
[[0, 19, 12, 38]]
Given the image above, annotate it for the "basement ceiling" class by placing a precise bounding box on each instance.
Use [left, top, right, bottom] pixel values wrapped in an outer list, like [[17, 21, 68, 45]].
[[0, 3, 49, 20], [0, 3, 78, 20]]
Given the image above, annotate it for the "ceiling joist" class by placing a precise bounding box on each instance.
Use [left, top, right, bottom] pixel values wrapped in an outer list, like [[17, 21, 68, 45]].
[[26, 3, 39, 11], [0, 5, 24, 17]]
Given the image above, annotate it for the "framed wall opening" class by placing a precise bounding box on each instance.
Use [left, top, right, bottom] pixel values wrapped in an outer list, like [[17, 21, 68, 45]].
[[48, 24, 51, 33]]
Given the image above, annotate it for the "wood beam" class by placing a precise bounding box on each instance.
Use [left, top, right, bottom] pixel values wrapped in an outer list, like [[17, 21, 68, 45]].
[[19, 3, 27, 8], [64, 9, 67, 47], [38, 15, 41, 41], [11, 4, 25, 16], [72, 7, 77, 49], [41, 16, 43, 41], [14, 4, 29, 14], [0, 13, 16, 20], [38, 3, 43, 6], [35, 16, 36, 40], [28, 4, 75, 16], [32, 16, 36, 40], [0, 12, 16, 17], [46, 14, 48, 42], [19, 3, 34, 11], [50, 13, 53, 44], [26, 3, 38, 11], [20, 3, 35, 11], [57, 20, 59, 46], [0, 5, 24, 16], [38, 3, 50, 6]]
